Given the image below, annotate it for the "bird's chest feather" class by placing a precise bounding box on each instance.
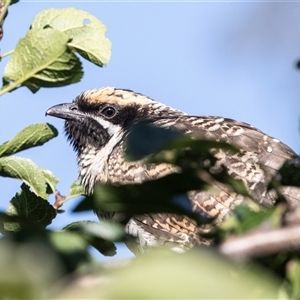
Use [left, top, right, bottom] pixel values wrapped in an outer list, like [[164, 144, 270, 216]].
[[77, 129, 125, 193]]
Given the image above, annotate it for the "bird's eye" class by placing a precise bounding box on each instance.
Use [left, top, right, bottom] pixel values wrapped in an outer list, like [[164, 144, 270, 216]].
[[101, 106, 116, 118]]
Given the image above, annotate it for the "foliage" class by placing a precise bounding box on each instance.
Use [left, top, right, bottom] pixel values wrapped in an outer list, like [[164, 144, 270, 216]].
[[0, 1, 300, 299]]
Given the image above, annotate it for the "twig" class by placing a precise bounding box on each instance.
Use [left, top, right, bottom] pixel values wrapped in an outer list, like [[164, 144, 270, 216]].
[[1, 49, 13, 58], [219, 225, 300, 261]]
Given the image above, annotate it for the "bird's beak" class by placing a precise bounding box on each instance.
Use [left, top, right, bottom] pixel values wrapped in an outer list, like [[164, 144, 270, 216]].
[[46, 103, 82, 121]]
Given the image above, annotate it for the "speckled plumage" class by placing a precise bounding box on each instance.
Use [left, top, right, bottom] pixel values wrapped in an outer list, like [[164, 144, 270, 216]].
[[46, 87, 299, 254]]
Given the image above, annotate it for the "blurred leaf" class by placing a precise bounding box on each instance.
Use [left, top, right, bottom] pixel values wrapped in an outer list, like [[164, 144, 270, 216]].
[[2, 27, 83, 93], [126, 122, 183, 161], [286, 258, 300, 299], [63, 220, 125, 256], [0, 156, 49, 199], [64, 220, 124, 242], [73, 171, 211, 225], [49, 230, 92, 272], [220, 203, 284, 237], [59, 249, 280, 299], [4, 183, 56, 232], [209, 169, 251, 198], [0, 235, 62, 299], [9, 0, 19, 5], [276, 156, 300, 187], [31, 7, 111, 66], [0, 123, 58, 157], [126, 122, 238, 163], [1, 228, 92, 277]]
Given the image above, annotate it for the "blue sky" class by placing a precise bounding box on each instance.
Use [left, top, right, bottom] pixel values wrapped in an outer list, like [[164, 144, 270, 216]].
[[0, 1, 300, 260]]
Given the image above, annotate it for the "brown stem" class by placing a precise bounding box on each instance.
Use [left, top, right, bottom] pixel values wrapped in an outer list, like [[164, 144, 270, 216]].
[[219, 225, 300, 261]]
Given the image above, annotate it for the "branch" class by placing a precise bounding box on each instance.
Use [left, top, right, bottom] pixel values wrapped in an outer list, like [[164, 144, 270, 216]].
[[219, 225, 300, 261]]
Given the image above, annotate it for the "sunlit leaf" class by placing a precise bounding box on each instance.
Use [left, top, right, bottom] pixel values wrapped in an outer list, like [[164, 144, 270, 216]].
[[3, 27, 83, 93], [0, 156, 48, 198], [31, 7, 111, 66], [0, 123, 58, 157], [68, 180, 85, 199]]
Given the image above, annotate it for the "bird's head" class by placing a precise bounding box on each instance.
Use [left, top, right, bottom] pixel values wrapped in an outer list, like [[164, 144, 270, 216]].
[[46, 87, 184, 189], [46, 87, 184, 155], [47, 87, 146, 153]]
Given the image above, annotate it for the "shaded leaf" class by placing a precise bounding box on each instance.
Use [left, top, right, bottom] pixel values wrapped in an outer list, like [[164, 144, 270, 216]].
[[73, 171, 211, 225], [0, 231, 62, 299], [0, 211, 24, 233], [220, 203, 284, 237], [276, 156, 300, 187], [31, 7, 111, 66], [3, 27, 83, 93], [49, 230, 92, 272], [4, 183, 56, 232], [0, 123, 58, 157], [0, 156, 48, 198], [126, 122, 183, 161], [1, 227, 92, 276], [126, 122, 238, 162], [63, 220, 124, 256]]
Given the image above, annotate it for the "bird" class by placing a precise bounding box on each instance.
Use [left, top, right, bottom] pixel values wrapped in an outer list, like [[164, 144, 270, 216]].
[[46, 87, 299, 254]]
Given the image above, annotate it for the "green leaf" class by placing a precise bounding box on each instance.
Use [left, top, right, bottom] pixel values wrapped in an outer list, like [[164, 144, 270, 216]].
[[276, 156, 300, 187], [4, 183, 56, 232], [64, 249, 280, 299], [286, 258, 300, 299], [0, 156, 48, 198], [9, 0, 19, 5], [41, 169, 59, 194], [0, 123, 58, 157], [126, 122, 237, 163], [220, 203, 285, 237], [73, 171, 211, 225], [63, 220, 124, 256], [125, 122, 183, 161], [49, 230, 92, 272], [2, 27, 83, 93], [0, 231, 62, 299], [68, 180, 85, 199], [55, 181, 85, 208], [31, 7, 111, 66]]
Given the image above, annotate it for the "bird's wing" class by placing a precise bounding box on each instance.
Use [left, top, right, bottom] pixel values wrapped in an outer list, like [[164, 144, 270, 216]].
[[153, 115, 298, 207], [156, 115, 295, 167], [112, 116, 299, 253], [126, 213, 210, 255]]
